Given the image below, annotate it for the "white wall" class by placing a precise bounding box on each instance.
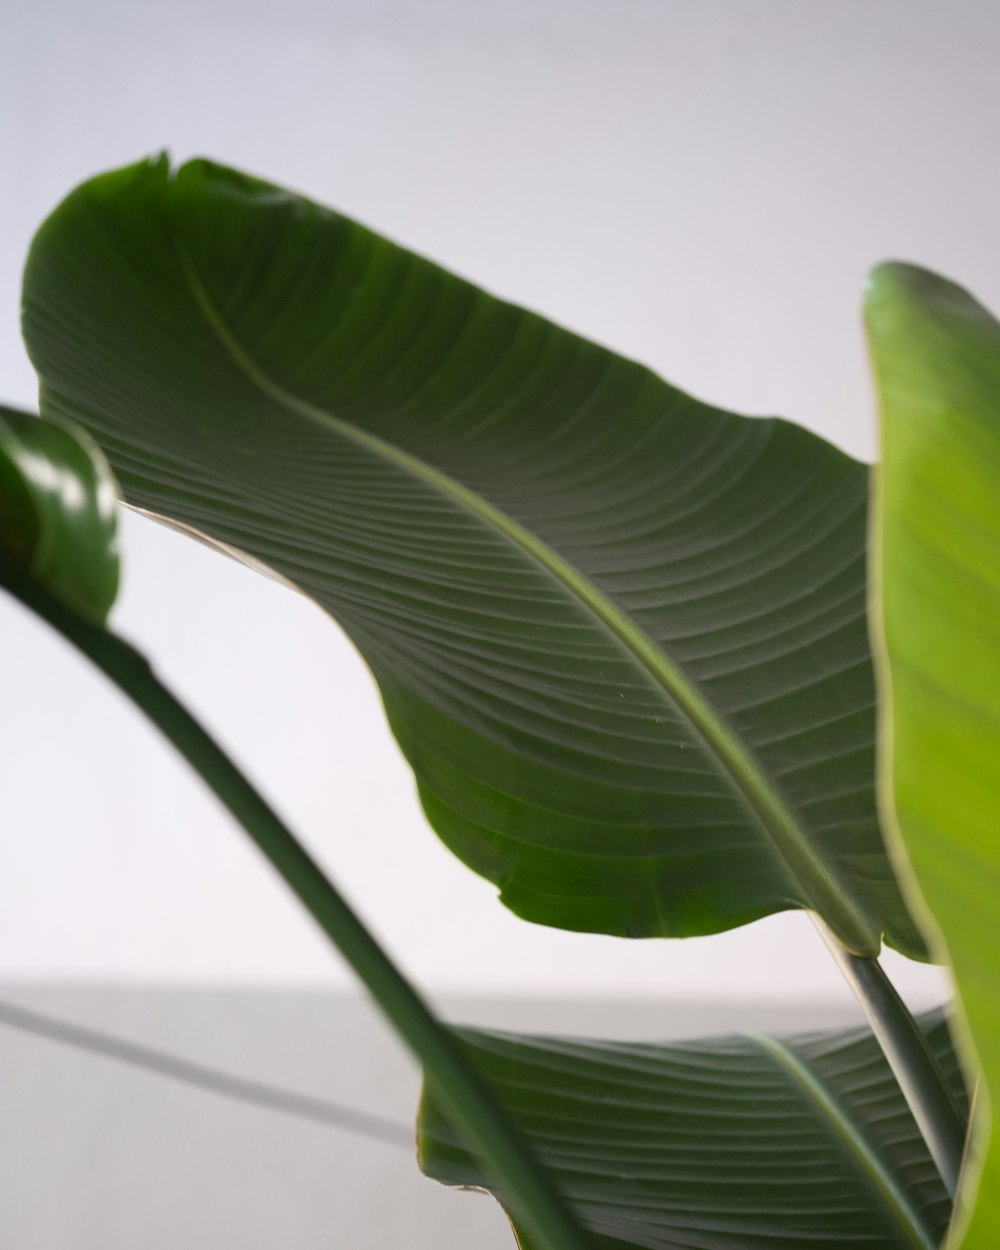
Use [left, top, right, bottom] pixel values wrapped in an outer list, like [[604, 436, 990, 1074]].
[[2, 0, 994, 1003]]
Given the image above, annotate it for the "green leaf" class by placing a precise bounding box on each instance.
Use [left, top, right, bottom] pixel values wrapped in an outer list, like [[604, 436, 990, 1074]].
[[867, 264, 1000, 1248], [0, 405, 119, 622], [21, 155, 926, 957], [419, 1012, 967, 1250]]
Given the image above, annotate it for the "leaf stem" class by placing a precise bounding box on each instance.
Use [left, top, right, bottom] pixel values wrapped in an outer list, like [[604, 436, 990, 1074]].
[[3, 572, 592, 1250], [813, 917, 967, 1198]]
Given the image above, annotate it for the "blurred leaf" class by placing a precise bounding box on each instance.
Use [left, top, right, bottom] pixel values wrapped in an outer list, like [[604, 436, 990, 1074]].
[[0, 405, 118, 622], [419, 1012, 967, 1250], [868, 263, 1000, 1247], [21, 156, 926, 957]]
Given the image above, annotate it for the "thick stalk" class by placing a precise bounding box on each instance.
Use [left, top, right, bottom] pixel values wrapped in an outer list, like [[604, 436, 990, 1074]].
[[813, 917, 967, 1198], [4, 574, 591, 1250]]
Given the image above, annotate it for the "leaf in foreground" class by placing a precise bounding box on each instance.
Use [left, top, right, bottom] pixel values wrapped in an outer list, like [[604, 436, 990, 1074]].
[[22, 156, 927, 957], [419, 1013, 967, 1250], [0, 404, 590, 1250], [0, 404, 118, 621], [868, 263, 1000, 1248]]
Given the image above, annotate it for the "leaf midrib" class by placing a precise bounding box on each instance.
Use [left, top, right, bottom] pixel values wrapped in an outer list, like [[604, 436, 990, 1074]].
[[171, 235, 875, 953], [748, 1032, 936, 1250]]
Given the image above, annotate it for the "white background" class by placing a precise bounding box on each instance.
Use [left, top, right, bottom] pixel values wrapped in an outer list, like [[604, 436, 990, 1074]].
[[2, 0, 995, 1004]]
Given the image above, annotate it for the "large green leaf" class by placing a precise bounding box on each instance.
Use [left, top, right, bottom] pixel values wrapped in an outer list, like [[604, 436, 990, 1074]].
[[419, 1012, 967, 1250], [21, 156, 927, 957], [867, 264, 1000, 1247], [0, 405, 119, 621]]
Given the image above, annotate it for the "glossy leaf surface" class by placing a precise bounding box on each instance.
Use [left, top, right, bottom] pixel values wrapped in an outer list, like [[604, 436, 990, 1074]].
[[868, 264, 1000, 1247], [419, 1013, 967, 1250], [22, 157, 926, 956], [0, 405, 118, 622]]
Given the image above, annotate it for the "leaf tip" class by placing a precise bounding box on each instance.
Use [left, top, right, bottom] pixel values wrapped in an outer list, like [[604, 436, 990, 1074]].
[[866, 262, 983, 325]]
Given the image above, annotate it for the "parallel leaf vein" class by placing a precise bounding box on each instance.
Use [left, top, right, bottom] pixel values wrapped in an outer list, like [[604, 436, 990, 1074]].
[[169, 235, 875, 952]]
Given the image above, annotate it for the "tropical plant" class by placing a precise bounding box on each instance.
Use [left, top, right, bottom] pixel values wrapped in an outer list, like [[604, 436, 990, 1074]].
[[1, 156, 996, 1249]]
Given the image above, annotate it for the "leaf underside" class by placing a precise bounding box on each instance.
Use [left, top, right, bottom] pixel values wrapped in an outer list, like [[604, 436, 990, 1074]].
[[21, 156, 926, 956], [868, 263, 1000, 1247], [419, 1012, 967, 1250]]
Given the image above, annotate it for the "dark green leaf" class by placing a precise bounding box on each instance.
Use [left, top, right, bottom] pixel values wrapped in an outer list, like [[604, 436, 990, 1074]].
[[868, 263, 1000, 1248], [21, 156, 926, 956], [0, 405, 118, 622], [419, 1013, 967, 1250]]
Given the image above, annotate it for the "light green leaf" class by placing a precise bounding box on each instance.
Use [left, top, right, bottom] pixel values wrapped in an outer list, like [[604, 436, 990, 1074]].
[[867, 263, 1000, 1247], [0, 405, 119, 622], [21, 156, 926, 957], [419, 1012, 967, 1250]]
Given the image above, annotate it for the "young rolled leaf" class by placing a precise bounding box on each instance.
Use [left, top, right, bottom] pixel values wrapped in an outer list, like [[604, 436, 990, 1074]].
[[868, 264, 1000, 1247], [0, 405, 119, 622], [22, 156, 927, 957], [419, 1012, 967, 1250]]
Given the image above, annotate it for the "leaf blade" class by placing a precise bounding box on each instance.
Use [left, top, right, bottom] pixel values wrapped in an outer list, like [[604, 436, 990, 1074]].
[[419, 1013, 967, 1250], [22, 156, 926, 955], [867, 262, 1000, 1246]]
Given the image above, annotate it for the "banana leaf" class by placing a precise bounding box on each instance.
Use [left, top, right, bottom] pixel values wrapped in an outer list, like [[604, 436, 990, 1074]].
[[21, 156, 927, 958]]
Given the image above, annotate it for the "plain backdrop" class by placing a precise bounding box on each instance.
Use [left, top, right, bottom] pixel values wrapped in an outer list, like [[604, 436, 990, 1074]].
[[3, 0, 996, 1006]]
